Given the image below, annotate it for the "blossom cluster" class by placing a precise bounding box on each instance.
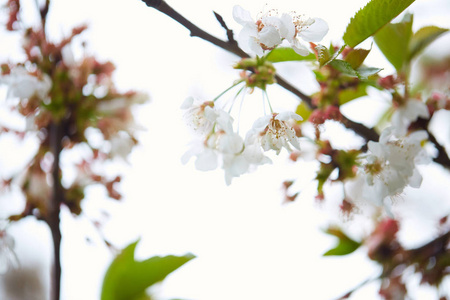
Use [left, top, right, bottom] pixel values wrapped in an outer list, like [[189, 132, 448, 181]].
[[345, 127, 430, 211], [233, 5, 329, 56], [181, 97, 302, 185]]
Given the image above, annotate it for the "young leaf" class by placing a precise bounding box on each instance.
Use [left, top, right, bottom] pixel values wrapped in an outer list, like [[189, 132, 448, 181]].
[[344, 47, 371, 69], [316, 44, 331, 68], [330, 60, 381, 79], [323, 226, 361, 256], [408, 26, 449, 60], [374, 14, 413, 70], [266, 47, 316, 63], [357, 66, 382, 78], [343, 0, 415, 48], [101, 240, 195, 300], [316, 45, 344, 68]]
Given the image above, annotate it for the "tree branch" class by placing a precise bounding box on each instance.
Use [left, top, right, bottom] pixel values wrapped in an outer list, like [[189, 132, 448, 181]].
[[47, 121, 63, 300], [140, 0, 450, 168]]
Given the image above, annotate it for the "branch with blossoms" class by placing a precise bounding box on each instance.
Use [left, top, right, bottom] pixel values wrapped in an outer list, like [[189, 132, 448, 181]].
[[0, 1, 149, 299], [142, 0, 450, 168], [142, 0, 450, 298]]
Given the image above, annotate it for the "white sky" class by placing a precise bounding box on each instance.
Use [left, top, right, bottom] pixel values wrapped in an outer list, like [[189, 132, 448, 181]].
[[1, 0, 450, 299]]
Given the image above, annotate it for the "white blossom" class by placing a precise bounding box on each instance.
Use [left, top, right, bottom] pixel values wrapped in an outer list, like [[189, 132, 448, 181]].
[[181, 106, 274, 185], [249, 112, 302, 154], [181, 97, 216, 135], [233, 5, 283, 56], [0, 66, 51, 100], [232, 5, 328, 56], [345, 127, 430, 208], [279, 13, 328, 56]]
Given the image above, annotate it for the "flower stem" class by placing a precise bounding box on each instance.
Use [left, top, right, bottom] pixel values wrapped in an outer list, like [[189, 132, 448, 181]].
[[213, 80, 243, 102]]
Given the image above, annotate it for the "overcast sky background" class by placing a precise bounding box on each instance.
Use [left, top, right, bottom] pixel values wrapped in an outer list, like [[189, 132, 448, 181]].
[[1, 0, 450, 299]]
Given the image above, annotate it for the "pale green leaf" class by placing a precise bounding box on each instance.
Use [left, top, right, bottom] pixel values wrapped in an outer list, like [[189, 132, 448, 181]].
[[408, 26, 449, 60], [329, 60, 360, 77], [266, 47, 316, 63], [101, 240, 195, 300], [330, 60, 381, 79], [323, 226, 361, 256], [343, 0, 415, 48], [374, 14, 413, 70], [357, 66, 382, 78]]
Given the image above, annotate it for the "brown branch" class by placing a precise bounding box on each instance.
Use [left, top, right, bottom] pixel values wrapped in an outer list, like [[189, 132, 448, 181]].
[[142, 0, 248, 58], [46, 121, 63, 300], [140, 0, 450, 168]]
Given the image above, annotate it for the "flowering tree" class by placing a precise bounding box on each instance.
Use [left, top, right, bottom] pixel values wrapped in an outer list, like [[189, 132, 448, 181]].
[[0, 0, 449, 299]]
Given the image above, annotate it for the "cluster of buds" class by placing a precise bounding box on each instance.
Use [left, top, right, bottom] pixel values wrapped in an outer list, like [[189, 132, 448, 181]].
[[234, 57, 276, 91]]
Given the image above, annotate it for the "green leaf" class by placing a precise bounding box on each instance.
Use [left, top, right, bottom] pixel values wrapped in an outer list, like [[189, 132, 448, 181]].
[[316, 44, 331, 68], [266, 47, 316, 63], [344, 47, 371, 69], [357, 66, 382, 78], [343, 0, 416, 48], [295, 101, 312, 123], [101, 240, 195, 300], [374, 14, 413, 70], [408, 26, 449, 60], [323, 227, 361, 256], [329, 60, 381, 79], [316, 45, 344, 68], [329, 60, 360, 77]]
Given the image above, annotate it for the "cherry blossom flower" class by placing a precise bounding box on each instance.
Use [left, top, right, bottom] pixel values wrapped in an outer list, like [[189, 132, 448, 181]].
[[345, 127, 430, 209], [248, 112, 302, 154], [278, 12, 329, 56], [181, 130, 248, 184], [181, 97, 216, 135], [232, 5, 328, 56], [233, 5, 283, 56]]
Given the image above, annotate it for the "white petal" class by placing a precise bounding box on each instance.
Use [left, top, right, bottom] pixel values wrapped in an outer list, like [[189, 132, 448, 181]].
[[409, 168, 423, 188], [291, 39, 310, 56], [195, 149, 218, 171], [233, 5, 254, 25], [219, 133, 244, 154], [298, 18, 329, 42], [180, 97, 194, 109], [252, 115, 272, 131], [279, 13, 296, 40], [275, 111, 302, 121], [259, 26, 282, 48]]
